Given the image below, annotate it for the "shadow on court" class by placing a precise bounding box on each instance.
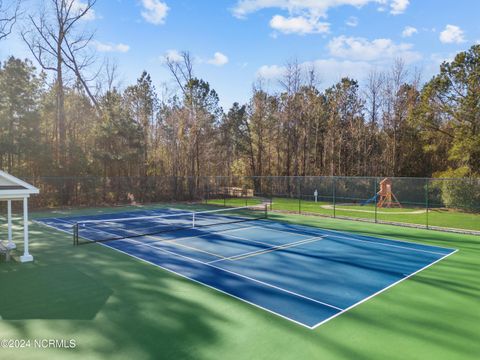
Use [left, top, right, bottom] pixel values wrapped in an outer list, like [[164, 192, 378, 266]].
[[0, 210, 479, 360], [0, 264, 112, 320], [0, 222, 236, 359]]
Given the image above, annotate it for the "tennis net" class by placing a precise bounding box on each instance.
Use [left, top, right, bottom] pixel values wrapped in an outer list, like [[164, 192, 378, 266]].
[[73, 204, 268, 245]]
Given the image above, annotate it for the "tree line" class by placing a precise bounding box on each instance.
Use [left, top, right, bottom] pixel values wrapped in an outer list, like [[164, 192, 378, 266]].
[[1, 0, 479, 184]]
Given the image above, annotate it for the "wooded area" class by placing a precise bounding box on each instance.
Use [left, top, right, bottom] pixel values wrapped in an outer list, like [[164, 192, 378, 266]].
[[1, 1, 480, 183]]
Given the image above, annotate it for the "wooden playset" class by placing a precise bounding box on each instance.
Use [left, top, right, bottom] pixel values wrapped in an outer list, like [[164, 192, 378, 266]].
[[376, 178, 402, 208]]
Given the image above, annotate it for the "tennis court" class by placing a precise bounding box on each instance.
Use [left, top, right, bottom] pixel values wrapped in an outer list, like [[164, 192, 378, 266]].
[[35, 206, 457, 329]]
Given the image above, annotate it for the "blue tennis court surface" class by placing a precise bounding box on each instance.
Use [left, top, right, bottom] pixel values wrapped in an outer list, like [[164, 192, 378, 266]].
[[35, 208, 457, 329]]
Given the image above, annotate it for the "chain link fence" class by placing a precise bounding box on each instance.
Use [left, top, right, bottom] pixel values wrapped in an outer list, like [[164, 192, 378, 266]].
[[16, 176, 480, 234], [205, 176, 480, 234]]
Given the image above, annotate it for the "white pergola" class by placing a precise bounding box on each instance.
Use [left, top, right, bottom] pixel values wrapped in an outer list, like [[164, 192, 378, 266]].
[[0, 170, 39, 263]]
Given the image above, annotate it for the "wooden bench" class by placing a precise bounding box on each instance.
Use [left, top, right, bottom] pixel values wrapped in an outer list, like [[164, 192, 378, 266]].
[[0, 243, 11, 262]]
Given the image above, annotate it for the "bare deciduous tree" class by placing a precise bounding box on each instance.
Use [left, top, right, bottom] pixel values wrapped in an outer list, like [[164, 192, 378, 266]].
[[105, 59, 119, 92], [0, 0, 21, 41], [165, 51, 194, 96], [365, 69, 384, 126], [21, 0, 98, 169]]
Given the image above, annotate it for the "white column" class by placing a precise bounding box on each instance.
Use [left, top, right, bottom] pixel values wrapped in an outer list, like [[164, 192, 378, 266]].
[[20, 197, 33, 263], [6, 200, 16, 249]]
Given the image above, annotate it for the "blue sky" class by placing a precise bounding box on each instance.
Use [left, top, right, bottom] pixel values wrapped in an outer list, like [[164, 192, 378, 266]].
[[1, 0, 479, 109]]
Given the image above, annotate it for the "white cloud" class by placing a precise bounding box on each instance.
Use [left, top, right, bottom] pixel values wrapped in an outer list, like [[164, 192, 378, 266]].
[[207, 52, 229, 66], [162, 49, 183, 63], [257, 65, 286, 79], [270, 15, 329, 35], [310, 58, 373, 84], [328, 35, 421, 63], [141, 0, 169, 25], [232, 1, 409, 35], [423, 52, 458, 78], [390, 0, 409, 15], [161, 51, 229, 66], [402, 26, 418, 38], [93, 41, 130, 53], [72, 0, 97, 21], [430, 52, 456, 66], [439, 25, 465, 44], [233, 0, 382, 19], [346, 16, 359, 27], [232, 1, 410, 18], [256, 58, 373, 87]]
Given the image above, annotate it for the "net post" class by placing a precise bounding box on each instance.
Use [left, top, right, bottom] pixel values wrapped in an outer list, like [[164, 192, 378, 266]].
[[264, 203, 268, 219], [192, 212, 196, 228], [73, 223, 78, 246]]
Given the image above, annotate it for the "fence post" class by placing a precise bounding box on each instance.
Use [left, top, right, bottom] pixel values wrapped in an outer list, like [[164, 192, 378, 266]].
[[270, 178, 273, 210], [426, 178, 430, 229], [374, 177, 378, 223], [333, 176, 336, 218], [205, 177, 209, 205], [223, 181, 226, 207], [298, 177, 302, 215]]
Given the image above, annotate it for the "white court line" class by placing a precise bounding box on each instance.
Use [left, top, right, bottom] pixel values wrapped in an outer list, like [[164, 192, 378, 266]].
[[74, 204, 261, 225], [161, 239, 227, 259], [42, 217, 313, 262], [74, 216, 278, 259], [310, 249, 459, 329], [41, 215, 457, 255], [328, 234, 449, 256], [48, 217, 305, 254], [207, 231, 279, 248], [314, 223, 457, 253], [133, 227, 278, 261], [34, 218, 342, 329], [166, 232, 282, 261], [32, 218, 73, 230], [172, 228, 277, 248], [34, 217, 459, 330], [122, 236, 344, 312], [40, 217, 342, 312], [51, 216, 324, 272], [240, 224, 315, 239], [63, 214, 275, 249], [100, 241, 320, 329], [50, 217, 278, 262], [157, 224, 314, 264], [35, 217, 73, 225], [208, 236, 326, 264], [256, 221, 454, 256]]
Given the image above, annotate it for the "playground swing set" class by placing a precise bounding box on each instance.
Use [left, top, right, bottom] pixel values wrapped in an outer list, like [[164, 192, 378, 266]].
[[361, 178, 402, 208]]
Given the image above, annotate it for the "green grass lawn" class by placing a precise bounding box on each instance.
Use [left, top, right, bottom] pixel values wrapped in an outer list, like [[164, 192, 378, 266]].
[[207, 197, 480, 232], [0, 204, 479, 359]]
